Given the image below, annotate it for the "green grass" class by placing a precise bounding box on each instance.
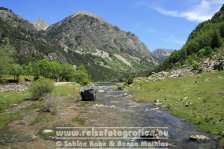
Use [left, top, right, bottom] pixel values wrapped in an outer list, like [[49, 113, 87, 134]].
[[0, 75, 34, 112], [0, 82, 80, 112], [0, 102, 40, 129], [129, 71, 224, 143], [0, 91, 30, 112], [76, 101, 95, 107], [0, 82, 80, 129], [0, 112, 23, 129], [0, 75, 34, 83], [72, 116, 86, 125], [30, 112, 52, 125], [52, 83, 80, 97]]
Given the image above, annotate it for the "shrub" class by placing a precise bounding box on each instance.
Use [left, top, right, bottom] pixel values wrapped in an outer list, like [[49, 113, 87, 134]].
[[126, 76, 134, 85], [9, 64, 23, 81], [117, 84, 125, 90], [192, 61, 203, 73], [192, 61, 200, 70], [121, 75, 134, 85], [72, 65, 90, 85], [29, 78, 55, 100], [41, 96, 57, 114], [72, 70, 90, 85], [198, 48, 206, 57]]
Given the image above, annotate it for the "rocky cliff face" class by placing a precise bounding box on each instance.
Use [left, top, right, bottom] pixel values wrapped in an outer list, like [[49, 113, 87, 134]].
[[33, 18, 49, 30], [152, 49, 174, 62]]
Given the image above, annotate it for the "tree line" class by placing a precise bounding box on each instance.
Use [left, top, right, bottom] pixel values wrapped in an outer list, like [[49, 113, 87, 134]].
[[0, 44, 90, 85]]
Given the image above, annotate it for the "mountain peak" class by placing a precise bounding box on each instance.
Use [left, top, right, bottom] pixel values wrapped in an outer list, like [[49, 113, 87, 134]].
[[0, 7, 35, 30], [0, 7, 12, 12], [33, 18, 49, 31], [71, 11, 106, 24], [73, 11, 98, 18], [46, 10, 157, 80]]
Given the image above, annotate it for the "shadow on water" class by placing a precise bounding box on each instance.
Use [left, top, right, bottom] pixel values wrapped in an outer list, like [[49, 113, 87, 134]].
[[76, 82, 218, 149]]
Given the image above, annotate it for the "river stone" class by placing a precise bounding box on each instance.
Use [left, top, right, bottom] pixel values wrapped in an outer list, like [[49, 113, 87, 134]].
[[42, 129, 54, 134], [189, 135, 210, 141], [213, 61, 224, 71], [80, 84, 98, 101], [98, 90, 104, 93]]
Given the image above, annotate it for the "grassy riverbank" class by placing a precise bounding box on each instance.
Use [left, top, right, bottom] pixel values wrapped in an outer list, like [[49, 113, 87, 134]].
[[128, 71, 224, 146], [0, 82, 80, 129]]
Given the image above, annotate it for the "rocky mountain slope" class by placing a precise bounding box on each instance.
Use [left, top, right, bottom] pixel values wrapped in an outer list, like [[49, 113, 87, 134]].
[[152, 49, 174, 62], [0, 7, 158, 81], [33, 18, 49, 30], [46, 11, 157, 80], [0, 7, 67, 64]]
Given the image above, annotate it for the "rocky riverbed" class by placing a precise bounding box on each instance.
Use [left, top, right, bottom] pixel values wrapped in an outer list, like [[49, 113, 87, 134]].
[[0, 82, 30, 92], [73, 83, 218, 148]]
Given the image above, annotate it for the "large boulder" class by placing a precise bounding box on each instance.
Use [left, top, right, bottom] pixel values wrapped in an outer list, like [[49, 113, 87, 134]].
[[213, 61, 224, 71], [80, 84, 98, 101]]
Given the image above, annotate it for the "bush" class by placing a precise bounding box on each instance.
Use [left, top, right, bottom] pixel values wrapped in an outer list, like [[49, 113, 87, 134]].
[[126, 76, 134, 85], [72, 71, 90, 85], [117, 83, 125, 90], [29, 78, 55, 100], [9, 64, 23, 81], [192, 61, 200, 70], [41, 96, 57, 114], [121, 75, 134, 85], [72, 65, 90, 85], [192, 61, 203, 73]]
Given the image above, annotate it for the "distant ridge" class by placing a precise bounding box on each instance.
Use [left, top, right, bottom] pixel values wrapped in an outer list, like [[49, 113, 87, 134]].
[[152, 49, 175, 62]]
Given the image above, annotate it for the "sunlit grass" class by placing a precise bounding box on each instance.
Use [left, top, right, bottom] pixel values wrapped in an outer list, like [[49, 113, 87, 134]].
[[0, 90, 30, 112], [52, 82, 80, 97]]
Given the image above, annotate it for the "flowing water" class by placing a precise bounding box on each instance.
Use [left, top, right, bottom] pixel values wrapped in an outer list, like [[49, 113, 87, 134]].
[[74, 83, 218, 149]]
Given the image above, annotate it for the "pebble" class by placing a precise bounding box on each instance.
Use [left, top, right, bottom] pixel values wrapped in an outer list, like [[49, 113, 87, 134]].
[[98, 90, 105, 93], [189, 135, 210, 141], [122, 93, 128, 96], [42, 129, 54, 134]]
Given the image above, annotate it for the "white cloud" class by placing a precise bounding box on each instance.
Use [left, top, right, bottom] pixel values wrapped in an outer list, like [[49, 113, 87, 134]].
[[154, 0, 224, 22]]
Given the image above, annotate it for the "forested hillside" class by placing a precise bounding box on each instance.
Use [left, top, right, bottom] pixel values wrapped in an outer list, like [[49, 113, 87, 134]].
[[155, 5, 224, 72]]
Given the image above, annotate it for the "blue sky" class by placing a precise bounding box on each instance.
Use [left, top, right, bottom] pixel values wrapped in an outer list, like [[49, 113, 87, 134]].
[[0, 0, 223, 51]]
